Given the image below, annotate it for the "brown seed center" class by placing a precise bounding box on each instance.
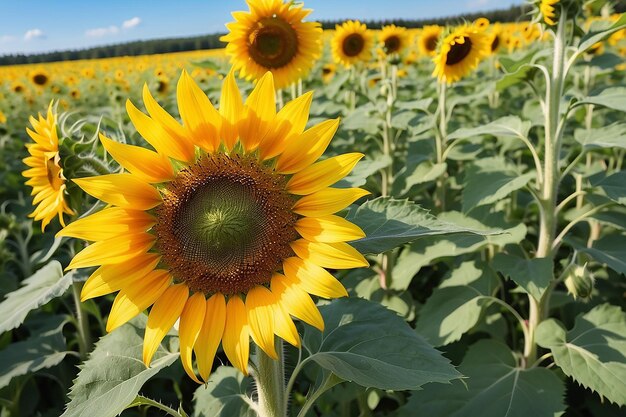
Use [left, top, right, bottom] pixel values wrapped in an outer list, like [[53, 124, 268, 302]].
[[384, 35, 401, 54], [342, 33, 365, 57], [446, 37, 472, 66], [248, 16, 299, 69]]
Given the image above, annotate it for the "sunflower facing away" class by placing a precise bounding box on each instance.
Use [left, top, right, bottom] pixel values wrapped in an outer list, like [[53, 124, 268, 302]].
[[379, 24, 409, 56], [221, 0, 323, 89], [59, 70, 369, 382], [23, 104, 74, 231], [539, 0, 559, 26], [432, 24, 490, 84], [418, 25, 442, 57], [331, 20, 373, 68]]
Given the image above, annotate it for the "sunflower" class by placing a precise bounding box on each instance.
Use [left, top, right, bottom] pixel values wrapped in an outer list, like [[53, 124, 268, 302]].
[[23, 104, 74, 231], [539, 0, 559, 26], [11, 81, 26, 93], [221, 0, 323, 89], [488, 23, 503, 54], [418, 25, 442, 57], [432, 24, 490, 84], [0, 110, 6, 124], [59, 70, 369, 382], [331, 20, 373, 68], [379, 24, 409, 56], [321, 63, 336, 83], [30, 69, 50, 87]]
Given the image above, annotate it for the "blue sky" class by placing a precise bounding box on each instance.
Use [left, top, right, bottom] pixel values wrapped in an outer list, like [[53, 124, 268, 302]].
[[0, 0, 522, 55]]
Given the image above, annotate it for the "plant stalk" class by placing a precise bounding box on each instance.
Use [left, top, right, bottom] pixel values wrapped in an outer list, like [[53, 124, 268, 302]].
[[254, 339, 286, 417]]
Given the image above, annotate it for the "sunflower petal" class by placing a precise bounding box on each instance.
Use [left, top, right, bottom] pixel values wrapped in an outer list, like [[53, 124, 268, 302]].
[[276, 118, 339, 174], [270, 273, 324, 331], [57, 207, 155, 241], [246, 286, 277, 359], [287, 153, 364, 195], [222, 295, 250, 375], [179, 293, 207, 383], [292, 187, 370, 217], [273, 301, 300, 348], [295, 215, 365, 243], [99, 133, 174, 183], [219, 70, 243, 149], [106, 270, 171, 332], [283, 257, 348, 299], [290, 239, 369, 269], [67, 232, 155, 270], [239, 72, 275, 151], [195, 293, 226, 382], [177, 70, 221, 152], [143, 283, 189, 366], [73, 174, 161, 210]]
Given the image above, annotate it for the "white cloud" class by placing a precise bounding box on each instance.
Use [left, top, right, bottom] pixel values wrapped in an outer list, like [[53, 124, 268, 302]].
[[85, 25, 120, 38], [122, 17, 141, 29], [24, 28, 45, 41], [0, 35, 16, 43]]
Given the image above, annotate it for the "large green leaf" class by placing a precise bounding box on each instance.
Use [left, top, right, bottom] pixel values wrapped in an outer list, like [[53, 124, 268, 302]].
[[302, 298, 461, 390], [345, 198, 497, 254], [193, 366, 254, 417], [61, 315, 179, 417], [397, 340, 565, 417], [536, 304, 626, 406], [577, 13, 626, 55], [574, 124, 626, 150], [0, 261, 72, 333], [592, 171, 626, 205], [448, 116, 531, 141], [0, 316, 68, 389], [578, 234, 626, 275], [492, 254, 553, 301], [578, 87, 626, 113]]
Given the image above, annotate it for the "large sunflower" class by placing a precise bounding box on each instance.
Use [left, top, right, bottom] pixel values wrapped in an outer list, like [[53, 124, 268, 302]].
[[331, 20, 373, 68], [59, 70, 369, 382], [221, 0, 322, 89], [432, 24, 490, 84], [23, 104, 74, 231], [418, 25, 442, 57], [379, 24, 409, 56]]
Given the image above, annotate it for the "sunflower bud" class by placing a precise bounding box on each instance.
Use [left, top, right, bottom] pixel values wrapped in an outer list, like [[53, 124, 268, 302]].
[[564, 263, 594, 300]]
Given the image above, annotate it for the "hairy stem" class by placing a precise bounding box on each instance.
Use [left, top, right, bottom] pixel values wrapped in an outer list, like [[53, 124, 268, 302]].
[[254, 339, 286, 417]]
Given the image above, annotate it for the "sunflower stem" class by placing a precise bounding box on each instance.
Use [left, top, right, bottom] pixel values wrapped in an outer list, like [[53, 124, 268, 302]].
[[254, 339, 286, 417], [434, 81, 447, 212], [71, 281, 92, 360]]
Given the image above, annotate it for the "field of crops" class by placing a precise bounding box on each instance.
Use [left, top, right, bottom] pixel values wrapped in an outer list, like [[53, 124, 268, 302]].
[[1, 1, 626, 416]]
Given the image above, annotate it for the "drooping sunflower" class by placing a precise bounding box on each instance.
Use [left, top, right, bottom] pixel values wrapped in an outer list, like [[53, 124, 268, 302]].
[[221, 0, 323, 89], [59, 70, 369, 382], [379, 24, 409, 56], [331, 20, 373, 68], [418, 25, 442, 57], [30, 69, 50, 87], [23, 104, 74, 231], [539, 0, 559, 26], [432, 24, 490, 84]]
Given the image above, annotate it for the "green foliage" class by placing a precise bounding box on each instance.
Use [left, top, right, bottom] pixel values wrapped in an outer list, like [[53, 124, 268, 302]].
[[193, 367, 254, 417], [492, 254, 553, 301]]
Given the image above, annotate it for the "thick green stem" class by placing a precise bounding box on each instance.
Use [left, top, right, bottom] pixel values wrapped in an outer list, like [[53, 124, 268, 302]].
[[435, 82, 447, 212], [255, 340, 286, 417], [71, 281, 92, 359]]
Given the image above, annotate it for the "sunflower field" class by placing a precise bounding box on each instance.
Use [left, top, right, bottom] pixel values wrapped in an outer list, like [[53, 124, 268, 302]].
[[1, 0, 626, 416]]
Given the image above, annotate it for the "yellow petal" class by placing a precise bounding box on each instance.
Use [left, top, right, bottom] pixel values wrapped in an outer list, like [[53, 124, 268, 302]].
[[179, 293, 207, 383], [67, 232, 155, 270], [195, 293, 226, 382], [295, 215, 365, 243], [73, 174, 161, 210], [283, 257, 348, 299], [219, 70, 243, 149], [260, 91, 314, 160], [239, 72, 275, 151], [293, 188, 370, 217], [246, 286, 277, 359], [126, 99, 195, 162], [271, 273, 324, 331], [276, 118, 339, 174], [106, 270, 171, 332], [143, 283, 189, 366], [177, 70, 221, 152], [287, 153, 364, 195], [81, 253, 161, 301], [57, 207, 155, 241], [222, 295, 250, 375], [99, 133, 174, 183], [290, 240, 369, 269], [273, 301, 300, 348]]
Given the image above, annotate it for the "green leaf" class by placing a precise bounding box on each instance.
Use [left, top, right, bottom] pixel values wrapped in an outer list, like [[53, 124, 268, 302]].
[[448, 116, 531, 141], [495, 49, 538, 91], [536, 304, 626, 406], [592, 171, 626, 205], [401, 162, 447, 194], [302, 298, 461, 390], [0, 261, 72, 333], [574, 123, 626, 150], [578, 234, 626, 275], [578, 87, 626, 113], [61, 315, 179, 417], [492, 254, 553, 301], [0, 316, 68, 389], [577, 14, 626, 55], [193, 366, 254, 417], [341, 106, 380, 134], [397, 340, 565, 417], [345, 198, 498, 254], [337, 155, 391, 188]]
